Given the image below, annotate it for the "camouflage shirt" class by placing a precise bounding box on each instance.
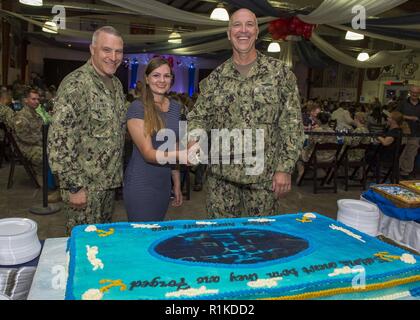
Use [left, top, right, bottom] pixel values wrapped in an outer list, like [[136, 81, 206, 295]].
[[48, 60, 126, 190], [188, 51, 304, 185], [302, 124, 336, 163], [343, 126, 371, 161], [12, 105, 43, 157], [0, 104, 15, 128]]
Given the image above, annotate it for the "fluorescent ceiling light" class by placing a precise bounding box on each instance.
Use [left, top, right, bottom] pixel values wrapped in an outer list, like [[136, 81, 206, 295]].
[[267, 42, 281, 53], [210, 3, 229, 21], [357, 52, 370, 62], [345, 31, 364, 41], [19, 0, 43, 6], [42, 21, 58, 34], [168, 31, 182, 44]]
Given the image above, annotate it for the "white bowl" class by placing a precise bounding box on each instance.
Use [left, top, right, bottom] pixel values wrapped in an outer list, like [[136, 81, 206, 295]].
[[0, 218, 41, 266]]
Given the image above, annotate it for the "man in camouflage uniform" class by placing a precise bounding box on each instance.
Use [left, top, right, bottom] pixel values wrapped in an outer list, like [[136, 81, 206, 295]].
[[187, 9, 304, 219], [48, 26, 126, 235], [8, 88, 43, 176]]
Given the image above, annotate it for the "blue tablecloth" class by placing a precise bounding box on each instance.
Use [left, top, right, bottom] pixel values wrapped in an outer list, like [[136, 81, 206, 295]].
[[362, 189, 420, 222]]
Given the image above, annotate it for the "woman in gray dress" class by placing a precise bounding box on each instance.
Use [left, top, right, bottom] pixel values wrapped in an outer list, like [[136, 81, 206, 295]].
[[124, 58, 191, 221]]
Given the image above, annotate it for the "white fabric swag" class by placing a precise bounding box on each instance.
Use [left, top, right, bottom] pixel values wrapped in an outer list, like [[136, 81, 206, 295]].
[[102, 0, 275, 26], [279, 41, 293, 69], [298, 0, 408, 25], [0, 10, 228, 44], [310, 32, 412, 68]]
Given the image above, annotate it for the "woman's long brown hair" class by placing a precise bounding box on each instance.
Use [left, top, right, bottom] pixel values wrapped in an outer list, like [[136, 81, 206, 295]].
[[141, 57, 174, 136]]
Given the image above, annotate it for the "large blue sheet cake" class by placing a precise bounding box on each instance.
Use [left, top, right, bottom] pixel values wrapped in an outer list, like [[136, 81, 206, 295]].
[[65, 213, 420, 300]]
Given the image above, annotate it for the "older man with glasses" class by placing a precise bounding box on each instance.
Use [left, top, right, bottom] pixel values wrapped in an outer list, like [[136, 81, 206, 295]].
[[397, 84, 420, 178]]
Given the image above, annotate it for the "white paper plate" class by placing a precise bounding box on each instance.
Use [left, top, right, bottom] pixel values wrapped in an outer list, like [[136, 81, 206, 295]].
[[0, 218, 41, 266], [0, 219, 37, 238], [337, 199, 379, 216]]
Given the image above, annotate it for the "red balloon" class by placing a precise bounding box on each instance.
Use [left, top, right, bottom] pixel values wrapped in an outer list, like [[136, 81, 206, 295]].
[[289, 22, 297, 32], [303, 30, 312, 40], [303, 24, 311, 32]]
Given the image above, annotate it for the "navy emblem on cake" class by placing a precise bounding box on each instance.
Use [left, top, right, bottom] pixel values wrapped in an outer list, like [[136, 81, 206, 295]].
[[153, 228, 309, 266]]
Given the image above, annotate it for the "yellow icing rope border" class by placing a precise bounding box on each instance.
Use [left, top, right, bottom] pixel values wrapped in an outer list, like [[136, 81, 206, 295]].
[[265, 275, 420, 300]]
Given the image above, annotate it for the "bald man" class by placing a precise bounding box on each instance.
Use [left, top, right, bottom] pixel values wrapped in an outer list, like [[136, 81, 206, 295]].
[[188, 9, 304, 219]]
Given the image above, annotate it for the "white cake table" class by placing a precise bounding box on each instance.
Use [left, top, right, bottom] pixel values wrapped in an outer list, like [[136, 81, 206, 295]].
[[27, 238, 68, 300], [360, 196, 420, 253]]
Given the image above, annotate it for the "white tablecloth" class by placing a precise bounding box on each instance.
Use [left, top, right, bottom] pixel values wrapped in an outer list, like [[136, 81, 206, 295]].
[[361, 197, 420, 253], [27, 238, 68, 300]]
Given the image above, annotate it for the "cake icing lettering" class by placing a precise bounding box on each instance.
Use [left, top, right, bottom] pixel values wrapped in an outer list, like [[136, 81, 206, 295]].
[[230, 272, 258, 282], [302, 262, 338, 275], [339, 257, 375, 267], [266, 268, 299, 278], [247, 277, 282, 288], [86, 245, 104, 271], [247, 218, 276, 223], [129, 277, 190, 291], [196, 275, 220, 284], [242, 221, 271, 226], [329, 224, 366, 243], [131, 223, 161, 229], [151, 226, 174, 232], [165, 286, 219, 298]]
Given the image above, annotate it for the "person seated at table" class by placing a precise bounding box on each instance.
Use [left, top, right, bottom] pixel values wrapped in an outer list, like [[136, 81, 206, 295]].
[[296, 112, 336, 183], [331, 102, 356, 131], [342, 112, 371, 162], [302, 102, 321, 131], [367, 111, 404, 166]]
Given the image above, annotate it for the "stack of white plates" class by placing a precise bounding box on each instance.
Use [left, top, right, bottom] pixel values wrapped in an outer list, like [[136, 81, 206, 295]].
[[0, 293, 11, 300], [0, 218, 41, 266], [337, 199, 380, 237]]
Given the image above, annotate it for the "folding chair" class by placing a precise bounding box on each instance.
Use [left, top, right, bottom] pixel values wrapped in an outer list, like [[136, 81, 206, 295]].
[[0, 122, 8, 168], [297, 143, 342, 194], [4, 126, 40, 189], [342, 143, 371, 191], [380, 143, 406, 183]]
